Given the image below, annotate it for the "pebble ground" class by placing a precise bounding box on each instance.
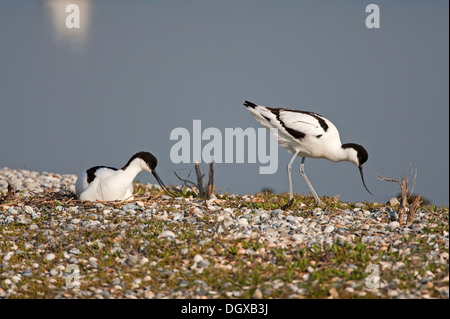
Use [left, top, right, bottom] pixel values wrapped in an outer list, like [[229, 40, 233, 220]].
[[0, 167, 448, 299]]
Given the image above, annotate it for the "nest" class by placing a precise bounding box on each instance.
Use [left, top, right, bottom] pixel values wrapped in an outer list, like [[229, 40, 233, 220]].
[[0, 186, 170, 210]]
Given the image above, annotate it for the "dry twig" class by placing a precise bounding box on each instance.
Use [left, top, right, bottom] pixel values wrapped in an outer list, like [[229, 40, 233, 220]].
[[174, 161, 215, 199], [194, 162, 205, 198], [398, 176, 408, 224], [407, 194, 421, 226], [208, 162, 215, 197], [377, 168, 422, 225]]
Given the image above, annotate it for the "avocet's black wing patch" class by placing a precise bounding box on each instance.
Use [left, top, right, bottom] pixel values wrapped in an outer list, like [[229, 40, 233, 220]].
[[266, 107, 330, 140], [270, 108, 306, 140], [86, 166, 118, 184], [278, 108, 328, 132]]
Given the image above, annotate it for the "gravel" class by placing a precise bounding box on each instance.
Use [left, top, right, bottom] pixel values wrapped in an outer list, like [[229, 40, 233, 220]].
[[0, 167, 448, 299]]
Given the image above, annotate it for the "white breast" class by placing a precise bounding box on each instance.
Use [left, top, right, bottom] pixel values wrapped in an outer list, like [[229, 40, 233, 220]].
[[76, 168, 134, 201]]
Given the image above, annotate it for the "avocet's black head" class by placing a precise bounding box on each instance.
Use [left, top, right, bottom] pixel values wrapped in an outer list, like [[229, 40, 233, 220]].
[[123, 151, 158, 172], [342, 143, 372, 195], [123, 151, 179, 197]]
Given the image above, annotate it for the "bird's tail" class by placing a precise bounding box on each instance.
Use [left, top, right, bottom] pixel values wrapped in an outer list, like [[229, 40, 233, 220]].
[[243, 100, 258, 109]]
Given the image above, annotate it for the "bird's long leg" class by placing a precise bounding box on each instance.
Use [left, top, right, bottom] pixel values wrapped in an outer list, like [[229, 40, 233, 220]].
[[283, 151, 300, 209], [287, 151, 300, 200], [299, 157, 321, 206]]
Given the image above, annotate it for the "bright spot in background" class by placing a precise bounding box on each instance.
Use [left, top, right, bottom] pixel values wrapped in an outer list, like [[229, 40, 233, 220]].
[[43, 0, 91, 51]]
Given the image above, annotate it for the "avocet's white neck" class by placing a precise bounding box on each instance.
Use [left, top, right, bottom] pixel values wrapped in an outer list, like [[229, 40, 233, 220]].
[[119, 158, 151, 185], [330, 145, 359, 165]]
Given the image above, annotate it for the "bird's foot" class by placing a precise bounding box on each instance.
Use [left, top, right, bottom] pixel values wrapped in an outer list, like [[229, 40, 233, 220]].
[[281, 198, 294, 210]]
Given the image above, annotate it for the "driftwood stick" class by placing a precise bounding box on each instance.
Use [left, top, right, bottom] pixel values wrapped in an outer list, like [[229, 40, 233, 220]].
[[377, 173, 419, 225], [377, 174, 401, 185], [208, 161, 215, 197], [194, 162, 205, 198], [398, 177, 408, 224], [407, 194, 421, 226], [173, 162, 216, 199]]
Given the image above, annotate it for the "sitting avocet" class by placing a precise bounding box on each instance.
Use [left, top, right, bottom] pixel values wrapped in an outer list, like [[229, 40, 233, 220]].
[[76, 151, 175, 201]]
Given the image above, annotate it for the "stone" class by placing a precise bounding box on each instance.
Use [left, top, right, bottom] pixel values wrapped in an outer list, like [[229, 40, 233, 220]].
[[388, 221, 400, 231], [360, 224, 370, 230], [23, 206, 34, 215], [3, 252, 14, 261], [238, 218, 249, 227], [89, 258, 98, 268], [126, 255, 139, 266], [292, 234, 306, 242], [16, 215, 31, 225], [323, 225, 335, 233], [193, 254, 203, 263], [139, 257, 149, 266], [69, 248, 80, 255], [198, 259, 211, 268], [389, 198, 400, 206], [44, 253, 56, 261], [252, 288, 263, 299], [329, 287, 339, 299], [158, 230, 176, 239], [21, 269, 33, 277]]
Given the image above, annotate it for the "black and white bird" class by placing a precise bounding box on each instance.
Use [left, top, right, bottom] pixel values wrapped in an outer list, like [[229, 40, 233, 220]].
[[244, 100, 372, 206], [76, 151, 175, 201]]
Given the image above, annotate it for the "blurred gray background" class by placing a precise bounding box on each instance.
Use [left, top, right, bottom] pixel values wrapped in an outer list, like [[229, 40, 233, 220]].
[[1, 0, 448, 205]]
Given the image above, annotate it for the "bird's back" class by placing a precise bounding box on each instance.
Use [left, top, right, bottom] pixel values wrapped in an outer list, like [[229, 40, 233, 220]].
[[244, 101, 342, 158]]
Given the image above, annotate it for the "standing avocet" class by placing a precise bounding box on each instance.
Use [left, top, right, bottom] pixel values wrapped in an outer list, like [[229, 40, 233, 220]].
[[76, 151, 175, 201], [244, 101, 372, 206]]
